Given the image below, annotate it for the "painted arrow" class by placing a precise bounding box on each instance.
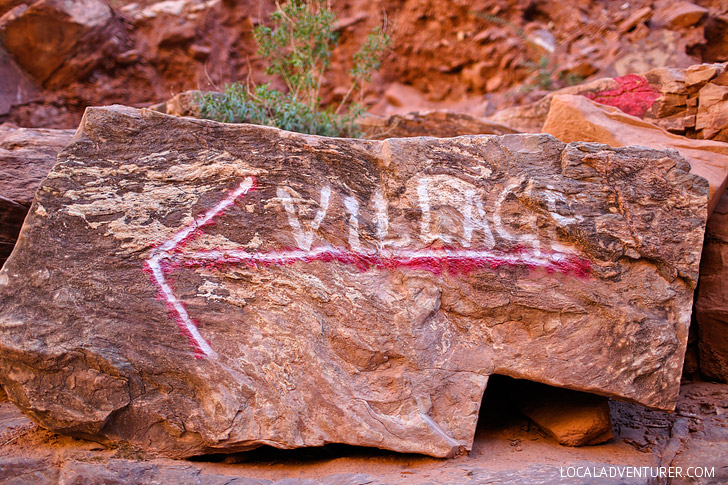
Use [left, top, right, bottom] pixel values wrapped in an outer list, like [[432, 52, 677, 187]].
[[145, 176, 589, 359]]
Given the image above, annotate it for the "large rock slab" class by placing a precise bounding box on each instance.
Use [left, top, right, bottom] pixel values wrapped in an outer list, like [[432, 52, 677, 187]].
[[0, 106, 708, 458], [532, 91, 728, 382]]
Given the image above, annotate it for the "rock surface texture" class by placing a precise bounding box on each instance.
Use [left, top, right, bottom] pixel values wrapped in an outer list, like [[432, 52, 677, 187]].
[[512, 381, 614, 447], [540, 94, 728, 214], [0, 0, 126, 88], [695, 191, 728, 382], [358, 111, 517, 140], [5, 381, 726, 485], [0, 123, 74, 265], [489, 62, 728, 143], [0, 106, 708, 458]]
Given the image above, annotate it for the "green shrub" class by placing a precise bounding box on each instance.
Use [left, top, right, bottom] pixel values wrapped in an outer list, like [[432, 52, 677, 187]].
[[198, 0, 389, 138]]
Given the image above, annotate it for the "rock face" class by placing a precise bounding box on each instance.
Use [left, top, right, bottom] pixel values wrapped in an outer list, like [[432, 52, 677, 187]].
[[540, 94, 728, 214], [0, 46, 38, 117], [514, 382, 613, 447], [489, 62, 728, 143], [0, 124, 74, 265], [0, 0, 126, 87], [695, 191, 728, 382], [0, 106, 708, 458]]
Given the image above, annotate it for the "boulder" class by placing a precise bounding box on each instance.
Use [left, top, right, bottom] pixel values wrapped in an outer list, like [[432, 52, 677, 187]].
[[489, 62, 728, 142], [0, 0, 125, 87], [488, 77, 620, 133], [541, 94, 728, 214], [0, 105, 708, 458], [695, 191, 728, 382], [0, 124, 74, 265], [513, 382, 613, 447], [526, 92, 728, 383]]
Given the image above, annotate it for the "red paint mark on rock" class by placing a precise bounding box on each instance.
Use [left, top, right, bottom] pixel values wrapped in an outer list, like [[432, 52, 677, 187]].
[[145, 177, 257, 359], [585, 74, 660, 118], [180, 246, 591, 278], [146, 177, 591, 358]]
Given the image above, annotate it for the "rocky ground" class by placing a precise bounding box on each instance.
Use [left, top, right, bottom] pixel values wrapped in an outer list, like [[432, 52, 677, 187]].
[[1, 377, 726, 484]]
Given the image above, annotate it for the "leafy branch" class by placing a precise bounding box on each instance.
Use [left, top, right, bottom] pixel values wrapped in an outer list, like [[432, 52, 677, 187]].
[[198, 0, 390, 138]]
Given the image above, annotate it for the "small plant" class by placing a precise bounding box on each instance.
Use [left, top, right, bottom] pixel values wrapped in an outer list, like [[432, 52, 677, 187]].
[[198, 0, 390, 138]]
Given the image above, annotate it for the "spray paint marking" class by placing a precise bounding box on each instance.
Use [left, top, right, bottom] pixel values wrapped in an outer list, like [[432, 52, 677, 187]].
[[144, 177, 256, 359], [585, 74, 660, 118], [146, 177, 590, 359], [178, 247, 590, 277]]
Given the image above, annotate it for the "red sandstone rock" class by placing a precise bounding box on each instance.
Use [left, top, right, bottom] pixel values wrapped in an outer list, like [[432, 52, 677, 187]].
[[148, 90, 205, 118], [619, 7, 653, 33], [0, 46, 38, 116], [541, 94, 728, 214], [0, 0, 125, 87], [698, 83, 728, 109], [695, 191, 728, 383], [489, 62, 728, 143], [0, 106, 707, 458], [0, 123, 73, 265], [686, 64, 719, 88], [653, 1, 708, 29], [359, 111, 517, 139], [513, 382, 613, 447], [537, 92, 728, 383]]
